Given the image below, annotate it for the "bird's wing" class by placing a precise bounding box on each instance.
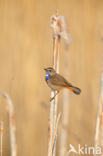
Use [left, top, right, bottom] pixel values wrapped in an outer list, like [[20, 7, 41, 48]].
[[50, 73, 72, 87]]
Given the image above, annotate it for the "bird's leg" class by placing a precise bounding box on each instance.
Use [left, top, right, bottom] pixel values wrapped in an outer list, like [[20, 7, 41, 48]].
[[50, 91, 59, 102]]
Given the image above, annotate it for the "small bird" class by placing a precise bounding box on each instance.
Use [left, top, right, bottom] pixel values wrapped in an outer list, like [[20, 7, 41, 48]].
[[44, 67, 81, 101]]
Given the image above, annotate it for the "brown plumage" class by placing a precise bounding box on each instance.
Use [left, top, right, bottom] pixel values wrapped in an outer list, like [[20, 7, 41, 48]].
[[44, 67, 81, 97]]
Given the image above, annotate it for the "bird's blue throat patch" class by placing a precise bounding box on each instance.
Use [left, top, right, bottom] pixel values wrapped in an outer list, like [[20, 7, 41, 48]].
[[45, 70, 50, 80]]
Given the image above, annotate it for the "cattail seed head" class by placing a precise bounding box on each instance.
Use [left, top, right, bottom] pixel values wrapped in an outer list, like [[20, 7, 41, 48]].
[[50, 13, 71, 44]]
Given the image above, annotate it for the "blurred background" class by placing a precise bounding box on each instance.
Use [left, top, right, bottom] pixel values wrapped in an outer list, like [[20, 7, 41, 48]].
[[0, 0, 103, 155]]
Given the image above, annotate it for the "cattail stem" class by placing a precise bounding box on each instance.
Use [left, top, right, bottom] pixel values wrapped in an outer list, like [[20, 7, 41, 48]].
[[48, 90, 55, 156], [53, 37, 60, 130], [53, 37, 60, 156], [48, 13, 61, 156], [59, 46, 70, 156], [48, 11, 70, 156], [0, 121, 3, 156], [94, 67, 103, 155], [53, 38, 57, 69], [48, 37, 60, 156], [0, 91, 17, 156], [47, 37, 57, 156], [52, 112, 61, 154]]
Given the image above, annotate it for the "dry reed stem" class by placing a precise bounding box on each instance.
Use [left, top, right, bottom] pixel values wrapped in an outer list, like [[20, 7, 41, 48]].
[[48, 11, 61, 156], [48, 90, 55, 156], [52, 112, 61, 155], [53, 37, 60, 129], [57, 14, 70, 156], [53, 37, 60, 156], [48, 37, 60, 156], [48, 37, 57, 156], [59, 46, 70, 156], [0, 91, 17, 156], [0, 121, 3, 156], [59, 92, 70, 156], [48, 11, 69, 156], [94, 70, 103, 155]]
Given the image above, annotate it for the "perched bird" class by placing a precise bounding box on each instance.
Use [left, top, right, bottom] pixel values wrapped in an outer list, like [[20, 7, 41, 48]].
[[44, 67, 81, 101]]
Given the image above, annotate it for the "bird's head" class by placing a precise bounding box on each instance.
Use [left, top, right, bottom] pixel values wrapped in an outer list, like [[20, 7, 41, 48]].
[[44, 67, 56, 76]]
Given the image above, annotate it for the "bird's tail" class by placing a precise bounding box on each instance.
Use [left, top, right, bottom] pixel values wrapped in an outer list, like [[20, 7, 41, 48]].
[[66, 86, 81, 95]]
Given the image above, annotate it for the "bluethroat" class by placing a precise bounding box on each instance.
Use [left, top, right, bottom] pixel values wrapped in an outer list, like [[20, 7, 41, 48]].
[[44, 67, 81, 101]]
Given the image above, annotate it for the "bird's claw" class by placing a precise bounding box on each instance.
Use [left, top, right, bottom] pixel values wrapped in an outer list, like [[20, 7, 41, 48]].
[[50, 97, 54, 102]]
